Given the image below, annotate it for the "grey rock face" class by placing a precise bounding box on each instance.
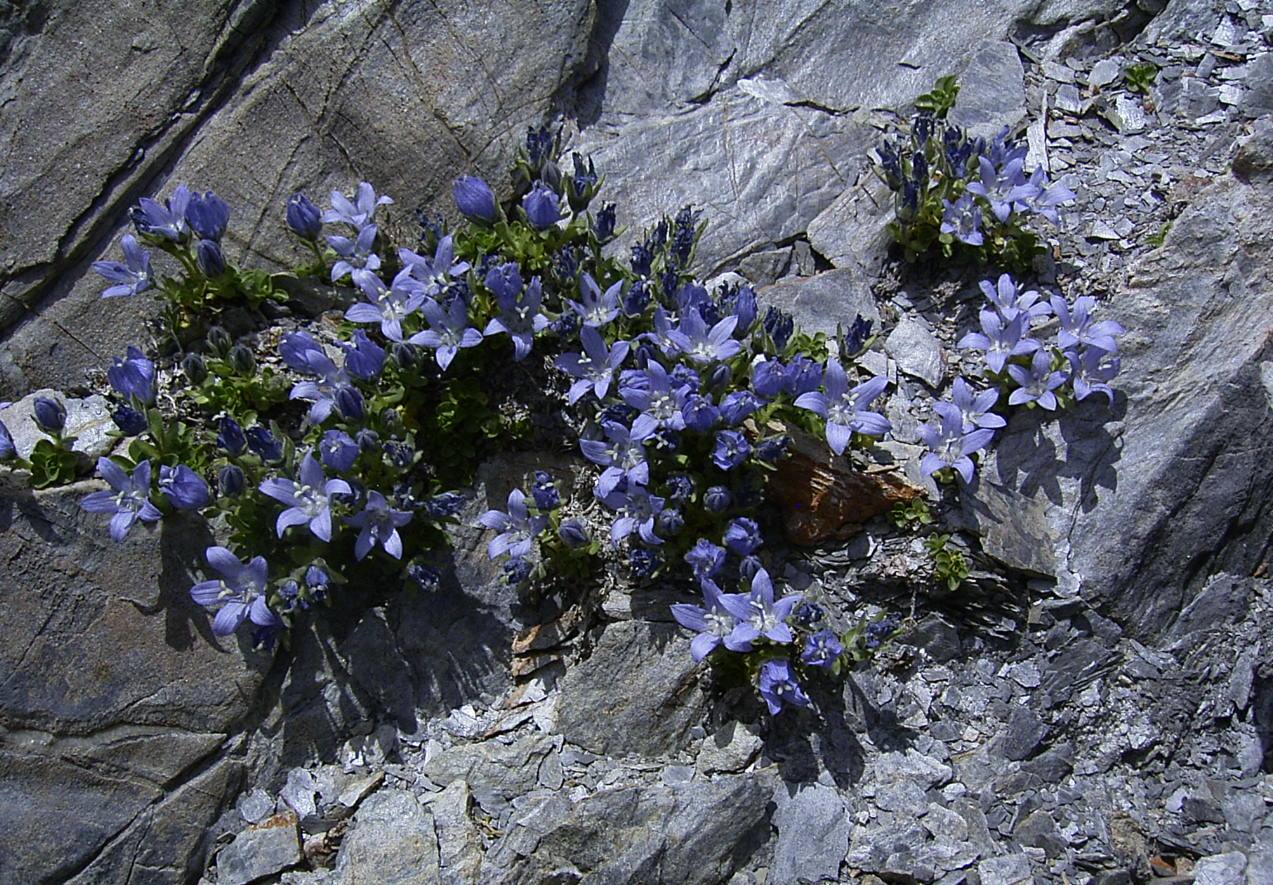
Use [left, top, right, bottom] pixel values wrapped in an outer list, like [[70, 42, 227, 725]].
[[0, 0, 596, 397], [501, 774, 776, 884], [553, 620, 706, 757], [0, 390, 115, 461], [885, 316, 944, 387], [963, 134, 1273, 638], [215, 812, 303, 885], [0, 485, 268, 884], [759, 269, 882, 340], [332, 790, 439, 885], [772, 783, 852, 884], [947, 41, 1027, 138]]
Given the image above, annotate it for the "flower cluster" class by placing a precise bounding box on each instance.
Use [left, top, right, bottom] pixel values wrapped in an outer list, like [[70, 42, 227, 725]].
[[917, 272, 1123, 484], [876, 91, 1074, 269]]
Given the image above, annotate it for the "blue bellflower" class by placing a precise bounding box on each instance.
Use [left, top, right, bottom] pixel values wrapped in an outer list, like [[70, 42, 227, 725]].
[[345, 269, 427, 342], [668, 311, 741, 365], [619, 361, 690, 430], [323, 182, 393, 229], [568, 272, 623, 327], [259, 453, 353, 542], [130, 185, 191, 242], [286, 192, 323, 239], [671, 579, 753, 661], [793, 359, 891, 455], [329, 224, 381, 282], [158, 464, 212, 510], [478, 489, 547, 559], [185, 191, 230, 241], [579, 414, 657, 498], [555, 326, 630, 404], [718, 568, 802, 647], [522, 181, 561, 230], [108, 346, 156, 405], [1068, 348, 1120, 403], [452, 175, 498, 224], [399, 235, 470, 296], [919, 402, 996, 483], [758, 658, 811, 714], [484, 274, 549, 361], [80, 457, 162, 542], [92, 235, 153, 299], [599, 484, 666, 546], [940, 194, 984, 246], [802, 629, 843, 668], [1007, 349, 1068, 410], [950, 376, 1005, 431], [189, 546, 280, 636], [346, 491, 412, 560], [409, 296, 484, 370], [957, 309, 1039, 374]]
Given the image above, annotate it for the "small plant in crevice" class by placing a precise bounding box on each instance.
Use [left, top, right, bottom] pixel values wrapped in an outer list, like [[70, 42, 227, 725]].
[[875, 75, 1075, 272], [924, 533, 970, 593], [0, 94, 1125, 721]]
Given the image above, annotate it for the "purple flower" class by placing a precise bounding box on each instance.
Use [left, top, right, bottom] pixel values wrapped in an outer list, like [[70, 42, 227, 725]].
[[555, 326, 630, 404], [950, 376, 1005, 431], [752, 359, 786, 399], [185, 191, 230, 241], [259, 453, 352, 542], [801, 629, 843, 668], [579, 414, 657, 498], [721, 284, 758, 334], [758, 659, 811, 714], [957, 309, 1039, 374], [671, 579, 752, 661], [32, 396, 66, 434], [217, 464, 246, 496], [680, 395, 721, 433], [477, 489, 547, 559], [453, 175, 498, 224], [980, 273, 1051, 322], [783, 357, 823, 397], [80, 458, 162, 542], [158, 464, 211, 510], [685, 538, 727, 580], [919, 402, 996, 483], [723, 517, 762, 556], [346, 491, 412, 560], [703, 485, 732, 512], [793, 359, 891, 454], [1023, 168, 1075, 224], [1050, 295, 1124, 354], [1007, 349, 1068, 410], [712, 430, 752, 471], [484, 262, 523, 302], [329, 224, 381, 282], [599, 484, 666, 546], [345, 269, 427, 342], [0, 419, 13, 461], [323, 182, 392, 229], [409, 295, 484, 370], [399, 235, 470, 295], [217, 416, 247, 454], [130, 185, 191, 242], [531, 471, 560, 511], [568, 272, 622, 327], [246, 425, 283, 462], [558, 519, 590, 548], [940, 194, 984, 246], [196, 239, 225, 276], [189, 546, 279, 636], [646, 307, 682, 358], [92, 235, 153, 299], [719, 391, 762, 426], [965, 155, 1037, 222], [718, 568, 802, 647], [1068, 348, 1120, 403], [619, 361, 690, 430], [109, 404, 143, 435], [282, 332, 353, 425], [668, 310, 742, 365], [484, 276, 549, 361], [521, 181, 561, 230], [286, 193, 323, 239], [108, 346, 156, 405], [342, 330, 386, 380]]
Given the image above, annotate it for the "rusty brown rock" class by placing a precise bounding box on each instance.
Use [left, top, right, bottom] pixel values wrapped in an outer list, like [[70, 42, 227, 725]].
[[767, 425, 925, 545]]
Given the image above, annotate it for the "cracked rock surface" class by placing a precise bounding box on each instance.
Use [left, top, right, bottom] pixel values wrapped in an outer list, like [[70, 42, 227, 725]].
[[3, 0, 1273, 883]]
